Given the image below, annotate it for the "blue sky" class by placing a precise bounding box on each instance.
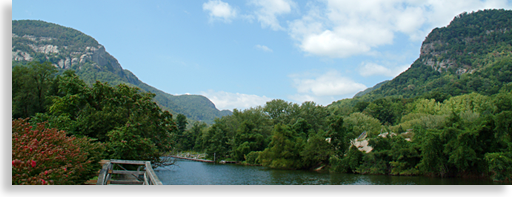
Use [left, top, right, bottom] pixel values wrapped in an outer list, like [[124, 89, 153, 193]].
[[12, 0, 512, 111]]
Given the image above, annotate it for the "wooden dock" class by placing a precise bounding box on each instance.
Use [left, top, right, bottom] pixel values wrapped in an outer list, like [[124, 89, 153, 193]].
[[93, 159, 163, 185]]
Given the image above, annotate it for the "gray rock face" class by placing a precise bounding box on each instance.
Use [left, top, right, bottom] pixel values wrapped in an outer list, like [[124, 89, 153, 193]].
[[12, 34, 124, 75], [28, 44, 59, 54], [12, 50, 33, 61], [420, 40, 472, 75]]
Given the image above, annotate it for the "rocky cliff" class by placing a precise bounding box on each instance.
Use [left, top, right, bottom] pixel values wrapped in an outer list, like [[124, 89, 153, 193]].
[[418, 10, 512, 75], [12, 20, 232, 123], [329, 9, 512, 109]]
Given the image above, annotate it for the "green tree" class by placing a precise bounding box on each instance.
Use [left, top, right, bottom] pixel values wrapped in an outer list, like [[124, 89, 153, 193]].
[[176, 114, 188, 134], [12, 61, 57, 118], [259, 124, 305, 169], [231, 121, 266, 161], [300, 130, 332, 168], [326, 115, 350, 156], [39, 71, 175, 164]]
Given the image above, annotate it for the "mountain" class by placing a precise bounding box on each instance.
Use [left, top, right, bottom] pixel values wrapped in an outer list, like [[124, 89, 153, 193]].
[[330, 9, 512, 109], [353, 80, 389, 98], [12, 20, 232, 124]]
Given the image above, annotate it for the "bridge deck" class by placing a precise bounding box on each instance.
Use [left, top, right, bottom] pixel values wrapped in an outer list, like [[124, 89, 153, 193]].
[[94, 159, 163, 185]]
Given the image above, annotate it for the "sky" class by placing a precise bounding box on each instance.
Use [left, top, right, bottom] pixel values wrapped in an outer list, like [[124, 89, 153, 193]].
[[11, 0, 512, 111]]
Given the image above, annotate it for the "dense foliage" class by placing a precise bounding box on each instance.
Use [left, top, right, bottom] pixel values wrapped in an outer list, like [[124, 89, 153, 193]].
[[170, 86, 512, 181], [167, 10, 512, 182], [12, 20, 99, 52], [12, 19, 232, 124], [12, 119, 105, 185], [330, 9, 512, 111], [12, 9, 512, 183], [12, 62, 180, 184]]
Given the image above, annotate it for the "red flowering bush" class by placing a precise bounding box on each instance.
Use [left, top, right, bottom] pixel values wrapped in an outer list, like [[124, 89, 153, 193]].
[[12, 118, 105, 185]]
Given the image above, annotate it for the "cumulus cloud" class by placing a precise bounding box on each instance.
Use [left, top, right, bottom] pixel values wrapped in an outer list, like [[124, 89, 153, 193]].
[[358, 63, 410, 77], [249, 0, 296, 31], [203, 0, 238, 23], [201, 90, 272, 111], [288, 0, 512, 58], [290, 70, 367, 97], [255, 44, 273, 52]]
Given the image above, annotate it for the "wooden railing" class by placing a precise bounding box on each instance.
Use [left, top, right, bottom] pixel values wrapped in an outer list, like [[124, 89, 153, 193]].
[[96, 159, 163, 185]]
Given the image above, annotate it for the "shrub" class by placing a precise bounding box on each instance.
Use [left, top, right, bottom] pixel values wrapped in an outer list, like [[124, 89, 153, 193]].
[[12, 118, 105, 185]]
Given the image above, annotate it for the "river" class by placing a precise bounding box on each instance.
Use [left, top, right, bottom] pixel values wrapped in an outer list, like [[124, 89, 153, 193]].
[[154, 159, 507, 185]]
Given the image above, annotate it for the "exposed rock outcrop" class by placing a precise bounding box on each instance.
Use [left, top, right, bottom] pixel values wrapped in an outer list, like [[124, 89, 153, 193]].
[[12, 50, 33, 61], [12, 33, 124, 77]]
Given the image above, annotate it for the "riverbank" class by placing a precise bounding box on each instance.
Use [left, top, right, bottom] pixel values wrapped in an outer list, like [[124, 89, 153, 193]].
[[169, 155, 214, 163], [155, 160, 507, 185]]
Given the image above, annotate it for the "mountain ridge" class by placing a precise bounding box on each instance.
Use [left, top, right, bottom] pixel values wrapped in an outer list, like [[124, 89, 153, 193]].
[[329, 9, 512, 109], [12, 19, 232, 123]]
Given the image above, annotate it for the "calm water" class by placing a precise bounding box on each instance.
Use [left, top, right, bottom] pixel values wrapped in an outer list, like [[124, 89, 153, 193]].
[[155, 159, 506, 185]]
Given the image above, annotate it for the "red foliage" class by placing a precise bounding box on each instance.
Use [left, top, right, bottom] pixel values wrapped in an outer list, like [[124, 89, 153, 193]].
[[12, 118, 104, 185]]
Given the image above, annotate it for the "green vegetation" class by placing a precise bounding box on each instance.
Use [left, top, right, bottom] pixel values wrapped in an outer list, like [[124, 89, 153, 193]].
[[168, 9, 512, 182], [170, 87, 512, 181], [12, 62, 180, 184], [12, 9, 512, 183], [330, 9, 512, 111], [12, 19, 232, 124]]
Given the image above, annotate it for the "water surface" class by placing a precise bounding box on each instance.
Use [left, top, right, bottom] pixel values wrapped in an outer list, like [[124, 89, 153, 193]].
[[155, 159, 505, 185]]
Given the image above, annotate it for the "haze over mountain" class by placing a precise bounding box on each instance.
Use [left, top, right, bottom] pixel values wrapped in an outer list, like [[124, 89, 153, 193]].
[[12, 20, 232, 124]]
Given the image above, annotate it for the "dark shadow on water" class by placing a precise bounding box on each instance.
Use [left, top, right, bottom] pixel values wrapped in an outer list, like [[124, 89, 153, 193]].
[[155, 159, 507, 186]]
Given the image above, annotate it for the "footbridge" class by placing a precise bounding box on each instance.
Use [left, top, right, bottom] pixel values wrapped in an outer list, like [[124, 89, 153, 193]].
[[94, 159, 163, 185]]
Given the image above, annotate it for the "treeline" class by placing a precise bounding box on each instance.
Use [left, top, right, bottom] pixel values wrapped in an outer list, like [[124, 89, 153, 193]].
[[12, 19, 233, 124], [12, 20, 99, 50], [12, 61, 179, 184], [332, 51, 512, 111], [331, 10, 512, 110], [173, 86, 512, 181]]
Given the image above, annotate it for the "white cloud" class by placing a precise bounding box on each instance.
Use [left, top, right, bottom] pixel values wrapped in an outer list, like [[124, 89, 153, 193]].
[[249, 0, 296, 31], [288, 0, 512, 58], [255, 44, 273, 52], [287, 94, 317, 104], [290, 70, 367, 97], [358, 63, 410, 77], [201, 90, 272, 111], [203, 0, 238, 23]]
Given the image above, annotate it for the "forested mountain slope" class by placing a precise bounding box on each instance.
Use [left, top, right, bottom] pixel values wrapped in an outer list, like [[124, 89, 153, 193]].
[[12, 20, 232, 123], [169, 9, 512, 181], [330, 9, 512, 110]]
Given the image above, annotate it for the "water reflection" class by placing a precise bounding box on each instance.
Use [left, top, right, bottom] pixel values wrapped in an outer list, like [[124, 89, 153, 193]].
[[155, 159, 503, 185]]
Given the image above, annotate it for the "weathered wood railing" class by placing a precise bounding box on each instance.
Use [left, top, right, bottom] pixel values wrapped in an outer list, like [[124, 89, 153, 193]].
[[96, 159, 163, 185]]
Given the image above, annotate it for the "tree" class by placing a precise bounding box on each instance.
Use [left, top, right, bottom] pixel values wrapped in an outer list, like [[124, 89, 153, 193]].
[[205, 124, 229, 161], [231, 121, 265, 161], [343, 112, 383, 137], [353, 101, 369, 112], [12, 61, 58, 118], [175, 114, 188, 150], [40, 71, 176, 164], [326, 115, 349, 156], [259, 124, 305, 169], [176, 114, 188, 134], [300, 130, 332, 168]]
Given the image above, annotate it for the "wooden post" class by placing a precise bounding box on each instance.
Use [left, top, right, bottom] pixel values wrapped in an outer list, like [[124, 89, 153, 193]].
[[96, 161, 111, 185], [145, 161, 163, 185]]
